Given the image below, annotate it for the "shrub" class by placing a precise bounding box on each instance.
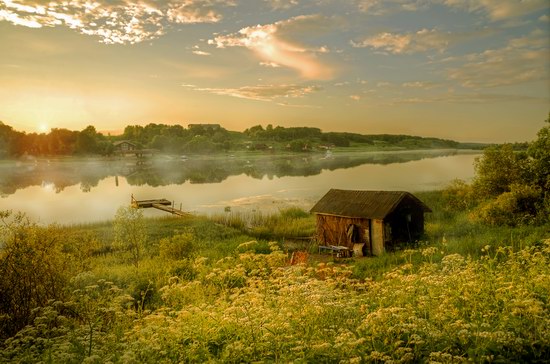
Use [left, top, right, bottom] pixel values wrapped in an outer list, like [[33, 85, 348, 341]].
[[442, 179, 476, 211], [159, 232, 196, 260], [114, 207, 147, 269], [472, 184, 543, 226], [0, 211, 75, 339]]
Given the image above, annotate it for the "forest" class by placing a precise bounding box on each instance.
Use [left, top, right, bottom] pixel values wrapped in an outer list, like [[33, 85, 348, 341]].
[[0, 121, 470, 157], [0, 118, 548, 362]]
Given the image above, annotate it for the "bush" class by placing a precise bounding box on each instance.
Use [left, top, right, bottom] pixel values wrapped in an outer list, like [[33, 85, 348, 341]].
[[159, 232, 196, 260], [472, 184, 543, 226], [114, 207, 147, 269], [442, 179, 476, 211], [0, 211, 75, 339]]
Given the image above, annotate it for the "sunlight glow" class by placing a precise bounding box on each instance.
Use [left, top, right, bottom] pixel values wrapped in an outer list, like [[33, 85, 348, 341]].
[[38, 123, 49, 133]]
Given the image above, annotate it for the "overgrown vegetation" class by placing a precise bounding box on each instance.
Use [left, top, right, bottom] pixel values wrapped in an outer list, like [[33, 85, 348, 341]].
[[0, 205, 548, 362], [442, 115, 549, 227], [0, 118, 549, 362]]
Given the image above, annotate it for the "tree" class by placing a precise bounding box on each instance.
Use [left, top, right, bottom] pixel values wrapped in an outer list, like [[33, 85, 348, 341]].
[[472, 144, 529, 199], [114, 207, 147, 269], [0, 122, 15, 157], [48, 128, 78, 155], [528, 114, 550, 192], [76, 125, 99, 154]]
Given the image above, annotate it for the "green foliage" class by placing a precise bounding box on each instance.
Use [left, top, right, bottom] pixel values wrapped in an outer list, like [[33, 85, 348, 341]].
[[75, 126, 100, 155], [472, 144, 529, 198], [0, 211, 75, 339], [445, 118, 550, 227], [442, 179, 476, 212], [472, 184, 544, 226], [1, 277, 134, 363], [114, 207, 147, 269], [528, 114, 550, 191], [159, 232, 196, 260]]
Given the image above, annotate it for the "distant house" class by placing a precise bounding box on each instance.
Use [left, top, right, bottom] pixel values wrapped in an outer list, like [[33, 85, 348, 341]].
[[310, 189, 431, 256], [113, 140, 138, 153]]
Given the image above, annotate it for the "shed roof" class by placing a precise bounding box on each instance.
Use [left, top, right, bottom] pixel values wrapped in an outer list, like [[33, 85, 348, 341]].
[[113, 140, 137, 146], [310, 189, 431, 219]]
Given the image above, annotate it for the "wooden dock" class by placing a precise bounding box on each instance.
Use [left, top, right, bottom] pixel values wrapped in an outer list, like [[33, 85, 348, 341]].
[[149, 203, 191, 217], [131, 195, 191, 217]]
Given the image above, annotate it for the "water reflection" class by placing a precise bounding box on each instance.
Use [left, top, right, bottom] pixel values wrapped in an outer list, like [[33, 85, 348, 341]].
[[0, 150, 480, 224], [0, 149, 467, 196]]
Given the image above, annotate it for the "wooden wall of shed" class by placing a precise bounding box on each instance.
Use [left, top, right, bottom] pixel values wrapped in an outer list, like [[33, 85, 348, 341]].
[[371, 219, 385, 256], [315, 215, 372, 254]]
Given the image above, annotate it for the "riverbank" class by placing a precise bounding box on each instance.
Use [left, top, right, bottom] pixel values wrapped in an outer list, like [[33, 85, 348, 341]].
[[63, 190, 549, 263]]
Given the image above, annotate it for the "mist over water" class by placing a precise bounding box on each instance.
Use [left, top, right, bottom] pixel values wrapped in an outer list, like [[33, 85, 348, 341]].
[[0, 150, 479, 224]]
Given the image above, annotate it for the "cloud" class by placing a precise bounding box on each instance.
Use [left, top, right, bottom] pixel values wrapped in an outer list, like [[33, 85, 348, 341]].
[[357, 0, 429, 15], [357, 1, 548, 20], [193, 50, 211, 56], [186, 84, 321, 101], [402, 81, 439, 89], [398, 92, 548, 104], [209, 14, 335, 79], [352, 28, 489, 54], [0, 0, 232, 44], [447, 30, 549, 88], [265, 0, 299, 10], [166, 1, 229, 24], [260, 61, 281, 67], [350, 95, 361, 100], [441, 0, 548, 21]]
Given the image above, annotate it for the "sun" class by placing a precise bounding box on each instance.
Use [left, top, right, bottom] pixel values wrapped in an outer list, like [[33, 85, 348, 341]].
[[38, 123, 49, 133]]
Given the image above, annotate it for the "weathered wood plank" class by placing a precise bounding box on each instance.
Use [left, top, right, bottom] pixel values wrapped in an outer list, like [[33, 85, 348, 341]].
[[132, 199, 171, 208], [151, 203, 191, 217], [131, 195, 190, 217]]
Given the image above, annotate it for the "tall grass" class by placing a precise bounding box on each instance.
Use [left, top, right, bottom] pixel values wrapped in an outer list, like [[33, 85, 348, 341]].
[[210, 207, 316, 240]]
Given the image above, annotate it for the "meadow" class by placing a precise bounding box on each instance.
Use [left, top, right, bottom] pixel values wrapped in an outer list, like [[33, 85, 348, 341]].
[[1, 187, 549, 363]]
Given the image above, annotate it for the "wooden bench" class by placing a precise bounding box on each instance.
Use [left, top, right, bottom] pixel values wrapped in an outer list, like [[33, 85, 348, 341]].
[[318, 245, 352, 258]]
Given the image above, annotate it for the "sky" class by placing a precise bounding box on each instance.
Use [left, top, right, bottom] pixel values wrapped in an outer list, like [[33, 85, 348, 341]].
[[0, 0, 548, 143]]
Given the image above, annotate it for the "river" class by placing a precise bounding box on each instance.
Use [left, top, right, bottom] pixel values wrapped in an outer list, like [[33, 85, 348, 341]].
[[0, 149, 480, 224]]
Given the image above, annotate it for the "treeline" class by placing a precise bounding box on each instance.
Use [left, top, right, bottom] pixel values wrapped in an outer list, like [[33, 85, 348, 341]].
[[443, 115, 549, 226], [0, 124, 113, 157], [243, 124, 460, 150], [1, 120, 464, 157]]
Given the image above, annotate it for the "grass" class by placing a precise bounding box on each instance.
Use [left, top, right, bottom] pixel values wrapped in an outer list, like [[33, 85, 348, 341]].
[[2, 191, 548, 362], [64, 195, 548, 283], [209, 207, 316, 240]]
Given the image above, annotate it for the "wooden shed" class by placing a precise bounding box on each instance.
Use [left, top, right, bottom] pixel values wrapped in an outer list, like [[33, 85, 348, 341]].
[[310, 189, 431, 256], [113, 140, 138, 153]]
